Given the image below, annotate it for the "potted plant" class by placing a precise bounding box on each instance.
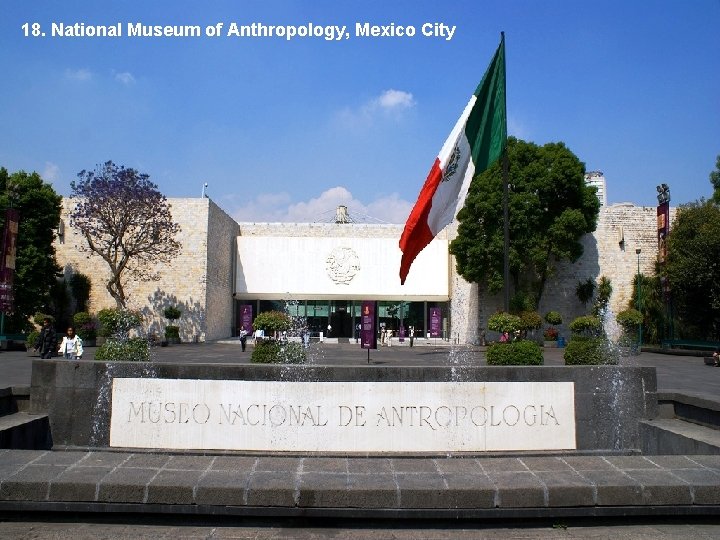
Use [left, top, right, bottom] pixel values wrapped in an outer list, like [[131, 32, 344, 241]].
[[543, 311, 563, 347], [25, 330, 40, 357], [73, 311, 97, 347], [163, 305, 182, 344]]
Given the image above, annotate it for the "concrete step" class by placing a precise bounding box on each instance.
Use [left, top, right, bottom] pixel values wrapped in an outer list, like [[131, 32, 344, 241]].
[[0, 412, 51, 450], [640, 418, 720, 455]]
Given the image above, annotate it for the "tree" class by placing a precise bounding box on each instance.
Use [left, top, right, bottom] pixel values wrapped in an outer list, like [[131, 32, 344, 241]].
[[0, 168, 62, 332], [69, 161, 181, 308], [450, 137, 600, 305], [664, 200, 720, 340], [710, 154, 720, 204]]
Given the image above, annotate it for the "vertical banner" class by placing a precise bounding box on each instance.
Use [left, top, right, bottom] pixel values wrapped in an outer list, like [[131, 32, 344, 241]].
[[360, 301, 377, 349], [429, 307, 442, 338], [240, 304, 253, 334], [0, 209, 19, 314], [657, 201, 671, 300]]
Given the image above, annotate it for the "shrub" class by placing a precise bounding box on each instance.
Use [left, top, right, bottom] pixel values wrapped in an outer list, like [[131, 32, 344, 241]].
[[251, 340, 306, 364], [519, 311, 543, 332], [253, 311, 291, 334], [32, 312, 54, 326], [544, 311, 563, 326], [487, 312, 523, 334], [543, 327, 559, 341], [569, 315, 602, 337], [163, 306, 182, 321], [95, 337, 150, 362], [616, 308, 643, 330], [98, 308, 142, 338], [73, 312, 96, 340], [486, 340, 543, 366], [563, 336, 613, 365], [26, 330, 40, 350], [165, 325, 180, 339]]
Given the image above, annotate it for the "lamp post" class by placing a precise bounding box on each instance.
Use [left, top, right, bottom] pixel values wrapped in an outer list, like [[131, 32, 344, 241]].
[[636, 248, 642, 349]]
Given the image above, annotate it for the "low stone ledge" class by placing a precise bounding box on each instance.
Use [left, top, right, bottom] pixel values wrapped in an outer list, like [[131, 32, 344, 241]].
[[1, 450, 720, 517]]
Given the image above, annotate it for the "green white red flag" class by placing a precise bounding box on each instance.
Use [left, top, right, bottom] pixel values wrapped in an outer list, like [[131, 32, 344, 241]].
[[399, 34, 507, 284]]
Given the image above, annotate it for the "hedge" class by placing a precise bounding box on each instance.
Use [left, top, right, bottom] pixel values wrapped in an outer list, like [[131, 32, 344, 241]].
[[486, 340, 543, 366]]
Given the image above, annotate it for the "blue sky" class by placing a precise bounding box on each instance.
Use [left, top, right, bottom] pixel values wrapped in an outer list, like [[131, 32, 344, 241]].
[[2, 0, 718, 223]]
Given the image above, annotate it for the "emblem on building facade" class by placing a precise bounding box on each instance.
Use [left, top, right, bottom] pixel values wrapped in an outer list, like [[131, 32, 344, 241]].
[[326, 246, 361, 285]]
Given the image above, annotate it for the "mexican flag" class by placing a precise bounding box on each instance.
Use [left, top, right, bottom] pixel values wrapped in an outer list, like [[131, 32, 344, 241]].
[[399, 35, 507, 284]]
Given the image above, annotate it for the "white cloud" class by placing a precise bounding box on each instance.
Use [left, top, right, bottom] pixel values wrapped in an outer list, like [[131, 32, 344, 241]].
[[227, 186, 413, 224], [114, 71, 136, 85], [64, 68, 92, 81], [374, 89, 415, 111], [42, 162, 60, 182], [335, 89, 416, 129]]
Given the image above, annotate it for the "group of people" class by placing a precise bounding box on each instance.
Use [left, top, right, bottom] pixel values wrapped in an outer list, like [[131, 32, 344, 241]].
[[33, 317, 83, 359]]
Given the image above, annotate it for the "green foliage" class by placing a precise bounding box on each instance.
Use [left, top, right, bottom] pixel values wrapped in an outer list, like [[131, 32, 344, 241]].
[[544, 311, 563, 325], [26, 330, 40, 349], [665, 201, 720, 340], [592, 276, 612, 316], [163, 306, 182, 321], [164, 325, 180, 339], [519, 311, 543, 332], [253, 310, 291, 334], [543, 327, 559, 340], [575, 278, 595, 306], [250, 340, 306, 364], [95, 337, 150, 362], [487, 312, 522, 334], [563, 336, 612, 365], [616, 308, 643, 329], [629, 273, 666, 345], [569, 315, 602, 337], [450, 137, 600, 304], [73, 311, 96, 340], [69, 273, 92, 313], [486, 340, 543, 366], [0, 168, 62, 332], [710, 154, 720, 205], [510, 291, 536, 314], [97, 308, 142, 338], [33, 312, 54, 326]]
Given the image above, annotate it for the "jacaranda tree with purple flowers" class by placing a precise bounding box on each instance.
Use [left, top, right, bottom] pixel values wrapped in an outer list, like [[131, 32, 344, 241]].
[[69, 161, 181, 308]]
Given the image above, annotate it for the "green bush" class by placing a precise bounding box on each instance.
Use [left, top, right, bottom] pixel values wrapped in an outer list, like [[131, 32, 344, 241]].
[[73, 311, 96, 340], [519, 311, 543, 332], [95, 337, 150, 362], [253, 311, 291, 334], [251, 340, 306, 364], [97, 308, 142, 337], [163, 306, 182, 321], [488, 312, 523, 334], [26, 330, 40, 349], [616, 308, 643, 330], [486, 340, 543, 366], [563, 336, 613, 365], [569, 315, 602, 337], [32, 312, 54, 326], [165, 325, 180, 339], [544, 311, 563, 325]]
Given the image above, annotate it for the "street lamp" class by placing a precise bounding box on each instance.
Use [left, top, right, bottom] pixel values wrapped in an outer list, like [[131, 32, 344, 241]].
[[636, 248, 642, 349]]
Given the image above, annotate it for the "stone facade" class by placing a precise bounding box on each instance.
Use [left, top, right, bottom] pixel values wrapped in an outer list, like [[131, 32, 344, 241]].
[[55, 199, 672, 344]]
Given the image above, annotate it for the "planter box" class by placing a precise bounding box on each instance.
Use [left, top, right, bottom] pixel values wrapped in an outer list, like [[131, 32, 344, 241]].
[[543, 340, 557, 348]]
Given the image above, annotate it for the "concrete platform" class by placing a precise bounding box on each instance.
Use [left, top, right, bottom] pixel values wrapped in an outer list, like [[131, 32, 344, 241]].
[[1, 450, 720, 519]]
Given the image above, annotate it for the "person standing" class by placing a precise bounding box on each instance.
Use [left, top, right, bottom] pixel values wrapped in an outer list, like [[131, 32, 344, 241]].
[[34, 318, 57, 359], [239, 328, 247, 352], [58, 326, 83, 359]]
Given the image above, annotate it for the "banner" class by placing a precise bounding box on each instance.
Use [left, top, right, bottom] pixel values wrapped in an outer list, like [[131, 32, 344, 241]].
[[239, 304, 253, 335], [360, 301, 377, 349], [430, 307, 442, 338], [0, 209, 19, 314]]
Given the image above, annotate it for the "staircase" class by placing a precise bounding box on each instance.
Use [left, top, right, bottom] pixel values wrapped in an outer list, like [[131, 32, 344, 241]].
[[0, 386, 51, 449]]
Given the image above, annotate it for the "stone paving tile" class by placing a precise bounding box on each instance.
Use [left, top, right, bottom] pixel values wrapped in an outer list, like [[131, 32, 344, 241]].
[[346, 473, 398, 508], [96, 467, 156, 503], [534, 470, 595, 507], [394, 472, 448, 508], [32, 451, 87, 466], [624, 469, 694, 505], [433, 457, 483, 475], [194, 470, 250, 506], [644, 455, 708, 469], [346, 457, 393, 474], [0, 464, 66, 501], [77, 451, 131, 468], [560, 456, 618, 471], [391, 458, 440, 474], [442, 473, 496, 508], [487, 471, 545, 508], [478, 457, 528, 473], [670, 468, 720, 504], [519, 456, 575, 472], [604, 456, 661, 470], [165, 455, 214, 470], [246, 471, 297, 506], [297, 472, 349, 507], [146, 469, 205, 504], [48, 466, 112, 501], [0, 450, 47, 468], [120, 453, 171, 469], [210, 455, 257, 471], [254, 457, 301, 473], [687, 455, 720, 470], [302, 457, 348, 474], [578, 469, 643, 506]]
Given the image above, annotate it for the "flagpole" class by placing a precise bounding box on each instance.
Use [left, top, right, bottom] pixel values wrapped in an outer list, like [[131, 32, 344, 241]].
[[500, 32, 510, 312]]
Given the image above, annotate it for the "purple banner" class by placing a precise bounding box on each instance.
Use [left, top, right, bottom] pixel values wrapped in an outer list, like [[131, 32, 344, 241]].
[[360, 301, 377, 349], [0, 209, 19, 314], [429, 307, 441, 338], [240, 304, 253, 335]]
